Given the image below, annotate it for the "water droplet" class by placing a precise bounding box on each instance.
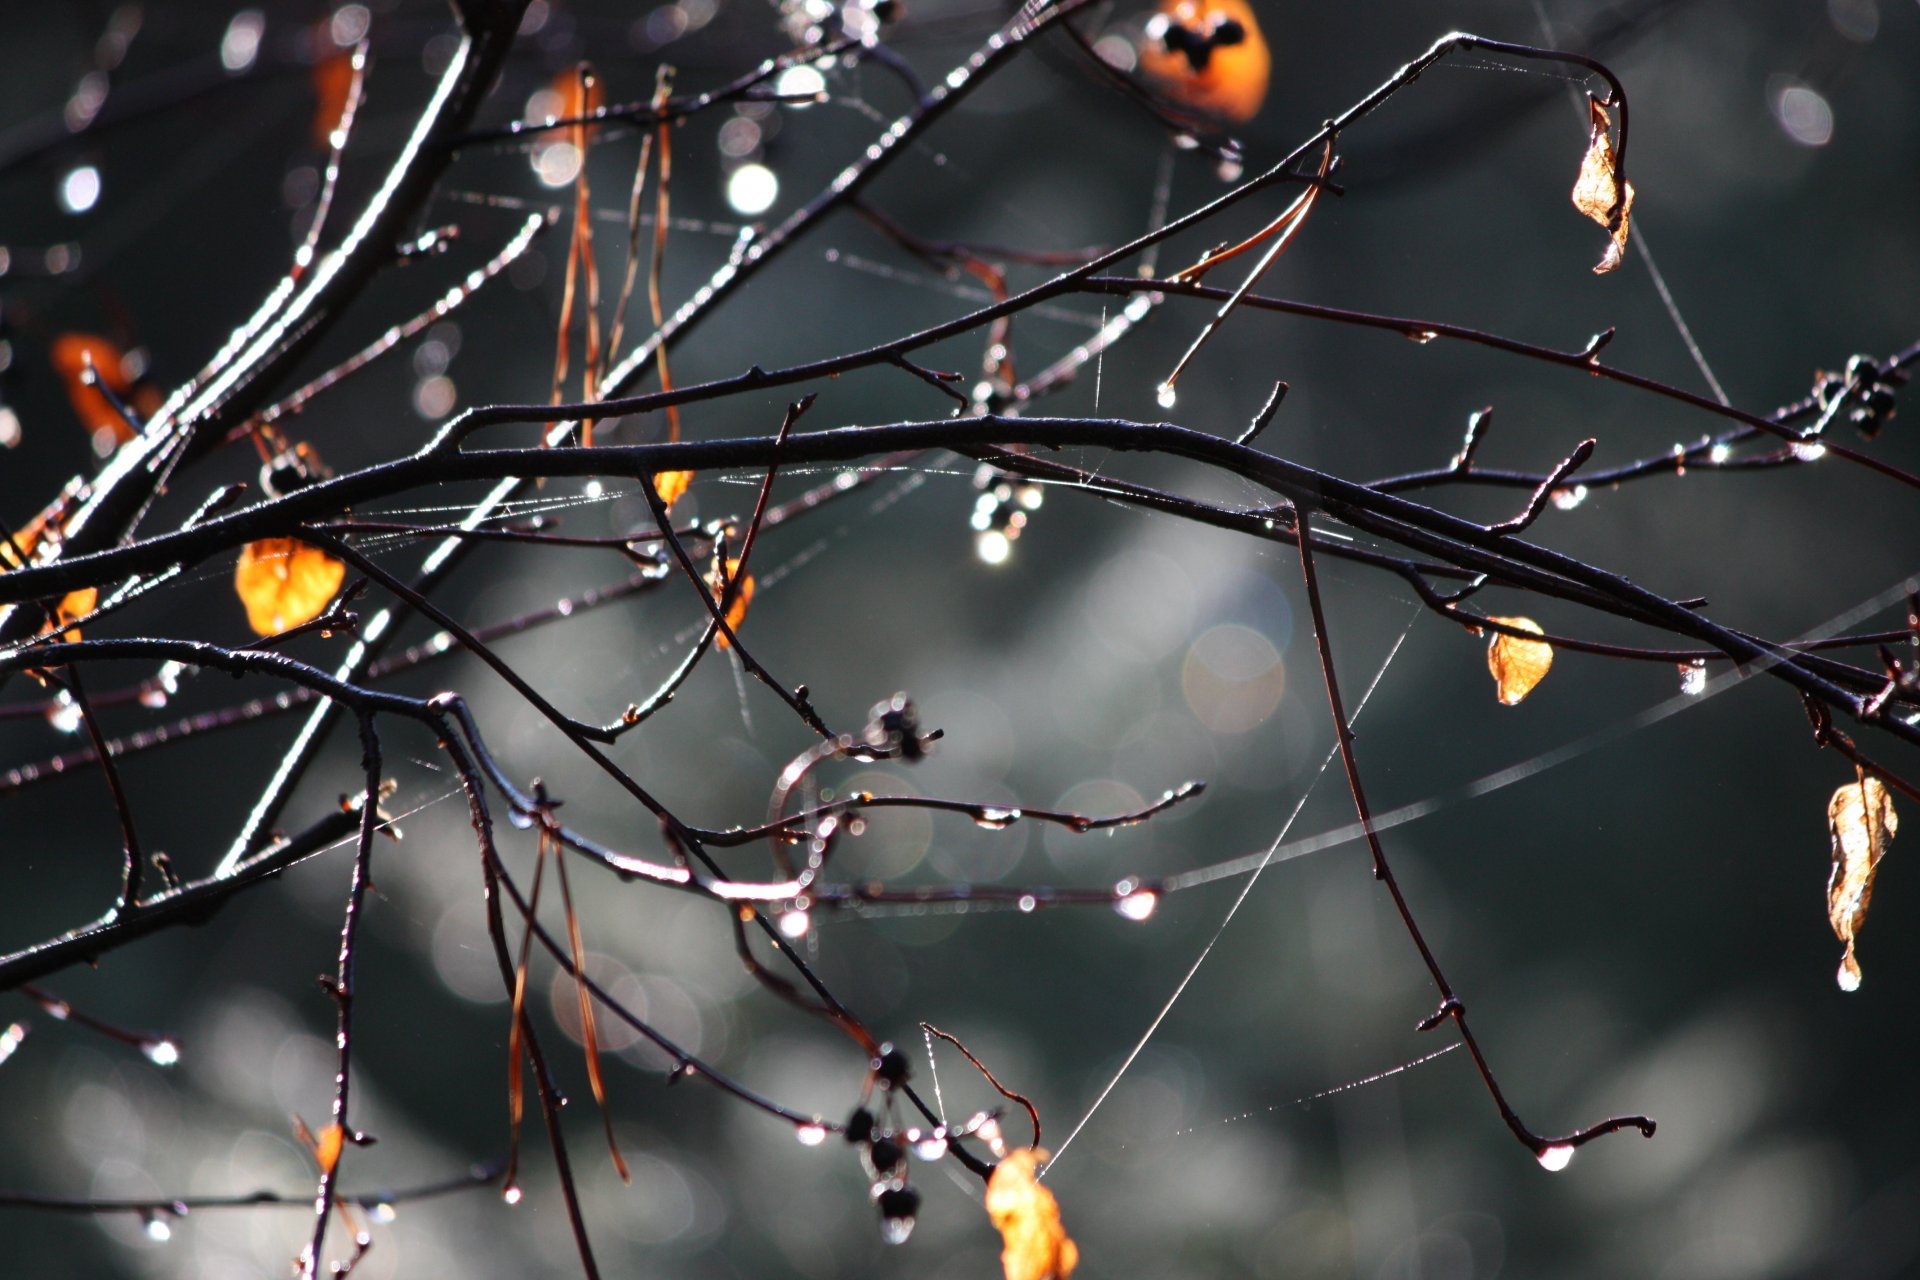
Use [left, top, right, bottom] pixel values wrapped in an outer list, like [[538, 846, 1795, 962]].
[[1115, 889, 1158, 922], [879, 1214, 916, 1245], [796, 1122, 828, 1146], [143, 1216, 172, 1243], [1405, 330, 1438, 344], [506, 808, 535, 830], [914, 1134, 948, 1161], [975, 528, 1012, 566], [502, 1185, 524, 1205], [142, 1038, 180, 1066], [1791, 439, 1828, 462], [1709, 443, 1732, 464], [370, 1202, 397, 1224], [1536, 1143, 1575, 1172], [1550, 484, 1589, 511], [1155, 383, 1178, 410], [1838, 960, 1862, 992], [779, 909, 811, 940], [973, 807, 1021, 830], [46, 694, 83, 735], [1678, 660, 1707, 697], [1016, 894, 1037, 914], [138, 685, 169, 709]]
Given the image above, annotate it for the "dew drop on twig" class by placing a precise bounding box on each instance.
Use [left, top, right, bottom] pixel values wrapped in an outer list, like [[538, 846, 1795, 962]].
[[141, 1038, 181, 1066], [795, 1122, 828, 1146], [1678, 660, 1707, 697], [1536, 1143, 1575, 1172]]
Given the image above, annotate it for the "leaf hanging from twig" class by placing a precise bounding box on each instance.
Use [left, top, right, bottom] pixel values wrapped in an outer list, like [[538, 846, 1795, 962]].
[[1484, 616, 1553, 706], [234, 538, 346, 636], [1571, 98, 1634, 274], [985, 1148, 1078, 1280], [1827, 774, 1897, 992], [705, 556, 755, 651]]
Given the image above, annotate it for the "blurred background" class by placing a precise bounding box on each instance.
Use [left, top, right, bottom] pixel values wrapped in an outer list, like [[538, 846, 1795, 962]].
[[2, 1, 1918, 1276]]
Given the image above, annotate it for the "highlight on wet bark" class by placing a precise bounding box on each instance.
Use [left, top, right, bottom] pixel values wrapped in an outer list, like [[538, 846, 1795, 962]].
[[234, 538, 348, 636], [985, 1148, 1079, 1280], [1139, 0, 1271, 124], [1482, 616, 1554, 706], [1571, 98, 1634, 274], [1827, 773, 1897, 992]]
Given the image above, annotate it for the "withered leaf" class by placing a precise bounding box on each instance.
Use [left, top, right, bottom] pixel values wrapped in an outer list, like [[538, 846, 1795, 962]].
[[235, 538, 346, 636], [655, 469, 693, 510], [705, 556, 755, 651], [1827, 775, 1897, 992], [1571, 99, 1635, 274], [51, 333, 140, 448], [985, 1148, 1078, 1280], [52, 588, 96, 643], [1138, 0, 1271, 125], [1485, 616, 1553, 706]]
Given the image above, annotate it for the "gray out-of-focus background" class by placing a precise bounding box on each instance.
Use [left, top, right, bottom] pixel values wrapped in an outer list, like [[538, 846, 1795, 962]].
[[2, 1, 1918, 1276]]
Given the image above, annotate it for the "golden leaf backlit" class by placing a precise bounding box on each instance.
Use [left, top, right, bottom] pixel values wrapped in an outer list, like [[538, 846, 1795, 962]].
[[1571, 99, 1635, 274], [51, 333, 141, 447], [654, 469, 693, 510], [1138, 0, 1271, 125], [235, 538, 346, 636], [294, 1116, 346, 1174], [985, 1148, 1078, 1280], [53, 588, 96, 642], [705, 556, 755, 651], [1485, 616, 1553, 706], [1827, 775, 1897, 992]]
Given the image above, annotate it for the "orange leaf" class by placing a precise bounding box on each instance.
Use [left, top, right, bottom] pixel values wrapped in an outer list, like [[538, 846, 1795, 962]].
[[234, 538, 346, 636], [1571, 99, 1635, 274], [704, 556, 755, 650], [311, 52, 357, 151], [294, 1116, 346, 1174], [552, 63, 606, 141], [1139, 0, 1271, 125], [52, 588, 96, 643], [51, 334, 139, 448], [985, 1148, 1078, 1280], [1484, 616, 1553, 706], [1827, 775, 1897, 992], [654, 469, 693, 510]]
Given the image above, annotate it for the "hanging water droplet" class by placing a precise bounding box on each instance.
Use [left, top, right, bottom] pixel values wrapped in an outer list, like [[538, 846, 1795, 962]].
[[143, 1215, 172, 1243], [1678, 660, 1707, 696], [1405, 330, 1438, 344], [138, 685, 169, 709], [913, 1133, 948, 1161], [1550, 484, 1589, 511], [141, 1038, 180, 1066], [1536, 1143, 1575, 1172], [502, 1185, 524, 1205], [1709, 443, 1732, 464], [879, 1213, 916, 1245], [876, 1184, 920, 1244], [1791, 439, 1828, 462], [975, 528, 1012, 566], [370, 1202, 398, 1225], [506, 808, 535, 830], [46, 693, 83, 735], [779, 909, 811, 940], [795, 1122, 828, 1147], [972, 807, 1022, 830], [1016, 894, 1037, 914], [1155, 383, 1178, 410], [1115, 888, 1158, 922]]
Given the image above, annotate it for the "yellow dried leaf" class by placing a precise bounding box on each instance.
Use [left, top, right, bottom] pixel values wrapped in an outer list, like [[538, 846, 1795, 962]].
[[1827, 776, 1897, 992], [1485, 616, 1553, 706], [654, 469, 693, 509], [704, 556, 755, 651], [1571, 99, 1635, 274], [235, 538, 345, 636], [985, 1148, 1078, 1280]]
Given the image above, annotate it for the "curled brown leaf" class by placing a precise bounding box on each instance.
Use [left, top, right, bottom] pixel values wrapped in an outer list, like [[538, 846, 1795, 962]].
[[1571, 99, 1634, 274], [1827, 775, 1897, 992]]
